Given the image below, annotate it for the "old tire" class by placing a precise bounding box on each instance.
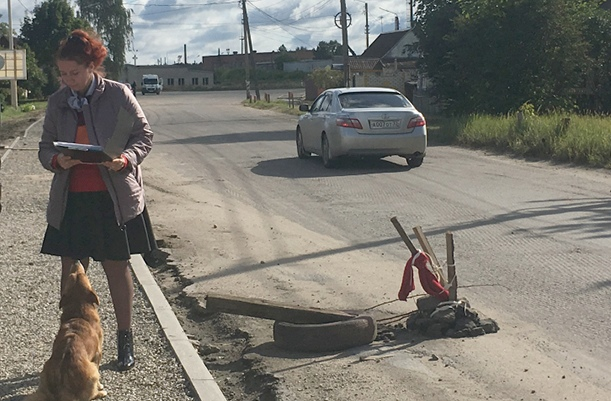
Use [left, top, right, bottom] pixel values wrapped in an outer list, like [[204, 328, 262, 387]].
[[273, 315, 377, 353]]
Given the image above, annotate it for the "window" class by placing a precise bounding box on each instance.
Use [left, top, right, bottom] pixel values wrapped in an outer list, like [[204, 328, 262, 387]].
[[203, 77, 209, 85], [339, 92, 411, 108], [310, 94, 327, 112], [167, 78, 174, 86], [178, 78, 185, 85], [192, 77, 199, 85]]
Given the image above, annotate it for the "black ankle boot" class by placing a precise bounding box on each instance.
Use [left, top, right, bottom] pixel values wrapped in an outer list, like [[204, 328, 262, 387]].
[[117, 329, 135, 371]]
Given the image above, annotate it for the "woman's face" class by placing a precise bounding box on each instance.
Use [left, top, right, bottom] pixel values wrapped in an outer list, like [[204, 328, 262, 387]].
[[57, 60, 94, 94]]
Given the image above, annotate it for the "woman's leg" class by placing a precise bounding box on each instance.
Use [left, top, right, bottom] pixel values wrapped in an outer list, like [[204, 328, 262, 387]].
[[102, 259, 135, 371], [101, 259, 133, 331]]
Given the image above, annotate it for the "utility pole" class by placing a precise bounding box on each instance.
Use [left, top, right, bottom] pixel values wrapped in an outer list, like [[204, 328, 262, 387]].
[[241, 0, 260, 100], [365, 3, 369, 48], [340, 0, 350, 87], [7, 0, 18, 108], [241, 0, 251, 99]]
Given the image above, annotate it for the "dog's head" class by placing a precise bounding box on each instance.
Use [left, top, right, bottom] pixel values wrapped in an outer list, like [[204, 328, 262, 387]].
[[59, 261, 100, 310]]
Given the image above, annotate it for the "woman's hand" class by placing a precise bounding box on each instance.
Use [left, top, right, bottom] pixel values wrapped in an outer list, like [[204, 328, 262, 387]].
[[57, 153, 81, 169], [102, 157, 126, 172]]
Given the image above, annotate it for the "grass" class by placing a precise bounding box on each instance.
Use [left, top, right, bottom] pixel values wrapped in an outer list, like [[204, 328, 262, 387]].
[[1, 100, 47, 122], [245, 98, 611, 169]]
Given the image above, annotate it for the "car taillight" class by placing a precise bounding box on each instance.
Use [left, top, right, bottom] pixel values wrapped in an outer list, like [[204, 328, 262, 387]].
[[407, 116, 426, 128], [336, 118, 363, 129]]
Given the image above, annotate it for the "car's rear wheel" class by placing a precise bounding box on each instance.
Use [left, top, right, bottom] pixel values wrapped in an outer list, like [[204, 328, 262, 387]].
[[406, 156, 424, 168], [321, 134, 336, 168], [296, 127, 310, 159]]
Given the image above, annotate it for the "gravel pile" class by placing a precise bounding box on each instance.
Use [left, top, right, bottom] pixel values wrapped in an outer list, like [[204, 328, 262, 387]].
[[0, 122, 196, 401]]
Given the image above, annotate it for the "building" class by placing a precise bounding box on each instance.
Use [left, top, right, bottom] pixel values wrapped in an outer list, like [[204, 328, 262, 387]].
[[121, 64, 215, 92]]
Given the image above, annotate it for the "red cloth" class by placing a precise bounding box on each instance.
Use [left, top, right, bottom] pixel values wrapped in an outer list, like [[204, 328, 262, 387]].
[[398, 251, 449, 301], [69, 113, 107, 192]]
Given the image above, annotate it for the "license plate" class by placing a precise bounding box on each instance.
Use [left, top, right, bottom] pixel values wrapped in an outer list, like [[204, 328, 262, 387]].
[[370, 120, 400, 129]]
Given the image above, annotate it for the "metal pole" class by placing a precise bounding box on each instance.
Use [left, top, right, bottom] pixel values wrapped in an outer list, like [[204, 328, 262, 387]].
[[7, 0, 18, 108], [340, 0, 350, 87], [241, 0, 251, 100], [365, 3, 369, 48]]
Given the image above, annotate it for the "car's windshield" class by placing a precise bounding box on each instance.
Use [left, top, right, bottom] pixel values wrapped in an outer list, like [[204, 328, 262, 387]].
[[339, 92, 411, 108]]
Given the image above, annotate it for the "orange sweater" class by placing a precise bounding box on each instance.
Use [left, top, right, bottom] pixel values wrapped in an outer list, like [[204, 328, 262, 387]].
[[69, 112, 107, 192]]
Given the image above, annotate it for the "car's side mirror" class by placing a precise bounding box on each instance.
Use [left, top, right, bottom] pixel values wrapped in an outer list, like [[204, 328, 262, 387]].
[[299, 104, 310, 112]]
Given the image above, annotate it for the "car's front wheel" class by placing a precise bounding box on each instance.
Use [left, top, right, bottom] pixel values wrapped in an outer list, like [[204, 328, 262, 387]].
[[296, 127, 311, 159], [321, 134, 336, 168], [406, 156, 424, 168]]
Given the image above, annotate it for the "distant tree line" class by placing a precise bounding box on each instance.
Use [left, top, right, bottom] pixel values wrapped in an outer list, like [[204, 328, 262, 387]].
[[414, 0, 611, 114], [1, 0, 131, 99]]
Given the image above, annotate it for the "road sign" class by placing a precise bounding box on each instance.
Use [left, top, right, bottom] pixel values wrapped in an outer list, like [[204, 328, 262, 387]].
[[0, 49, 27, 80]]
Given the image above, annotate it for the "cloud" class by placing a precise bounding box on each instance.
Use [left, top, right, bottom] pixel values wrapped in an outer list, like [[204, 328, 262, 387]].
[[0, 0, 414, 66]]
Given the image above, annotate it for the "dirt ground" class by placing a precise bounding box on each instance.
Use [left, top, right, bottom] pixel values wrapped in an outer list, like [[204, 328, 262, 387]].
[[5, 114, 609, 401], [141, 159, 611, 401]]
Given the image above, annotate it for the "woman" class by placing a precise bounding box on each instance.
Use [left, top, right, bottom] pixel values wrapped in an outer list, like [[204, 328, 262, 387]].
[[38, 29, 155, 371]]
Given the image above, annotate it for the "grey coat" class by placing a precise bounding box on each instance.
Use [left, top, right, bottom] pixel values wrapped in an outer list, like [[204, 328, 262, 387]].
[[39, 75, 154, 229]]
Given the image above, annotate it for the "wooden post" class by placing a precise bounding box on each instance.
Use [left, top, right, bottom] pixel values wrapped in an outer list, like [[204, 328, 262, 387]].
[[205, 293, 356, 324], [445, 232, 457, 301], [390, 216, 417, 255], [412, 225, 446, 287]]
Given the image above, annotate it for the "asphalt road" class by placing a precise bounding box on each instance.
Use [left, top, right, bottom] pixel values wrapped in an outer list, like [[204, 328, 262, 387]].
[[136, 90, 611, 392]]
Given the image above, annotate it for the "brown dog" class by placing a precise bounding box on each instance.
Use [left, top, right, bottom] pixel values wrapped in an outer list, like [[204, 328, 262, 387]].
[[26, 261, 106, 401]]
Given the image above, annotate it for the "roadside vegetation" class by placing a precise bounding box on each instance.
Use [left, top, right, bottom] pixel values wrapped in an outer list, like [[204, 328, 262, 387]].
[[244, 98, 611, 169]]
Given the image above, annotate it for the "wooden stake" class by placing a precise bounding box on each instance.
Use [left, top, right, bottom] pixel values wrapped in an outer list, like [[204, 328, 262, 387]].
[[446, 231, 457, 301], [204, 293, 356, 324], [390, 216, 418, 255], [412, 225, 446, 287]]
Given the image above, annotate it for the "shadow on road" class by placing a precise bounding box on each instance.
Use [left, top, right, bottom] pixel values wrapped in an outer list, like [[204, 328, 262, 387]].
[[251, 156, 411, 179]]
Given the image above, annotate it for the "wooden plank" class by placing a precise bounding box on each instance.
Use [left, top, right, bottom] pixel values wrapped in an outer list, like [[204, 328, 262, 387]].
[[412, 225, 447, 287], [204, 293, 356, 324], [446, 231, 458, 301], [390, 216, 418, 255]]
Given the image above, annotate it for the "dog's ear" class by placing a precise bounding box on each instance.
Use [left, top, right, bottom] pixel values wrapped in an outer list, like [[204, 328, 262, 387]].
[[87, 289, 100, 306], [59, 293, 69, 309]]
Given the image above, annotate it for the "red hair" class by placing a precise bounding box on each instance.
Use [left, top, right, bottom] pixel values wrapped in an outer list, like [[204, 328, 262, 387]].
[[56, 29, 108, 69]]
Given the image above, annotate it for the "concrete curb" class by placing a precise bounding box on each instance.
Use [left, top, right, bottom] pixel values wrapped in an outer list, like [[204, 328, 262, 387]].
[[131, 255, 227, 401], [4, 117, 227, 401]]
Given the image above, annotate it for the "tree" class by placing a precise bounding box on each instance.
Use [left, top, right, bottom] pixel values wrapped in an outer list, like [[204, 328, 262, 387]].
[[76, 0, 132, 80], [274, 44, 296, 70], [579, 5, 611, 112], [19, 44, 48, 99], [313, 40, 342, 60], [414, 0, 595, 114], [20, 0, 90, 95]]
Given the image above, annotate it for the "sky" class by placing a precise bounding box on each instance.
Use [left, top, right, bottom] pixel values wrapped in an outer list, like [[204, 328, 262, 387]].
[[0, 0, 415, 66]]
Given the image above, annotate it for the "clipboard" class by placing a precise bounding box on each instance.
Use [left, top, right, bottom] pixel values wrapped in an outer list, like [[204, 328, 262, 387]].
[[53, 142, 112, 163], [54, 107, 135, 164]]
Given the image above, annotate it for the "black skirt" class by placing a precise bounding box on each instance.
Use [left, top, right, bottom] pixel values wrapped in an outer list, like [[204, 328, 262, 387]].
[[41, 191, 157, 261]]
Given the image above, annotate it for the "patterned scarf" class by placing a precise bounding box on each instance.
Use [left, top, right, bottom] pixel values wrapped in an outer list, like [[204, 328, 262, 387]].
[[67, 75, 97, 111]]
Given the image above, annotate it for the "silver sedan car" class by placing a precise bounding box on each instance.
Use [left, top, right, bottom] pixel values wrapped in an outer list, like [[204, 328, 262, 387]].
[[296, 87, 427, 168]]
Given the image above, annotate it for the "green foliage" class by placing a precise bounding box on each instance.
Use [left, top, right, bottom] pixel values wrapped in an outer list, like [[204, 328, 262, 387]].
[[438, 112, 611, 168], [309, 67, 343, 90], [313, 40, 342, 60], [77, 0, 133, 80], [274, 45, 297, 70], [415, 0, 609, 114], [18, 44, 48, 99], [20, 0, 90, 95]]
